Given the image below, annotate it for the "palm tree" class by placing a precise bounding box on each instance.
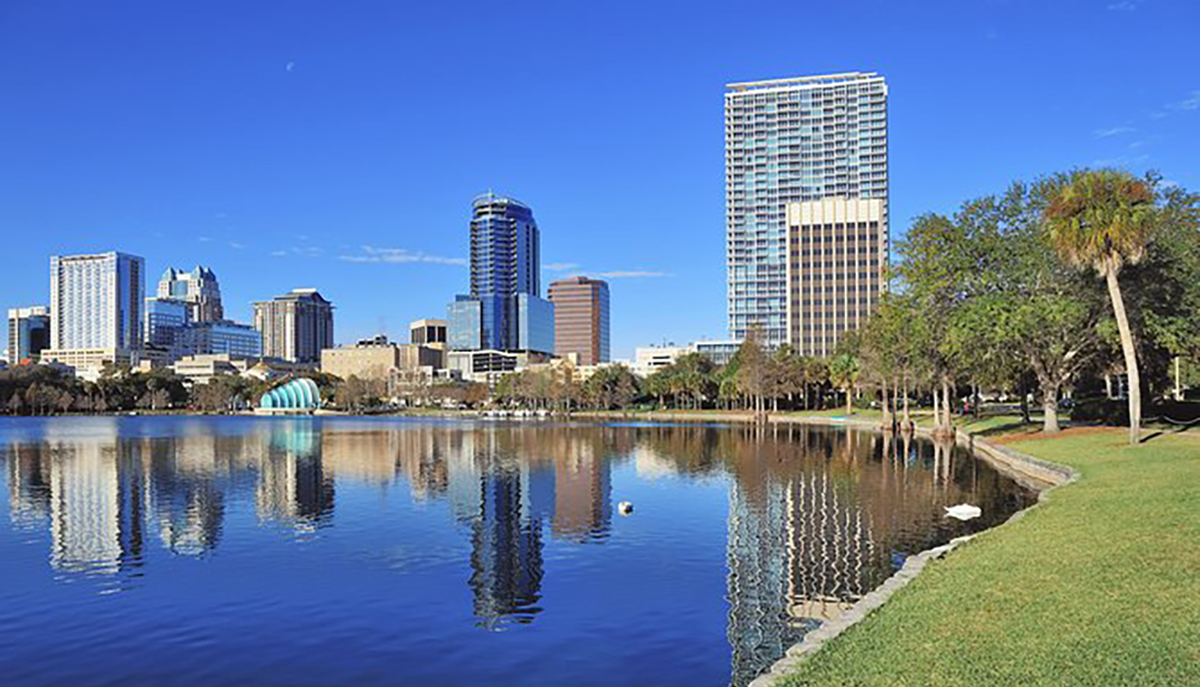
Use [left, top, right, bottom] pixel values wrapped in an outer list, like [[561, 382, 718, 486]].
[[829, 352, 860, 416], [1044, 169, 1157, 444]]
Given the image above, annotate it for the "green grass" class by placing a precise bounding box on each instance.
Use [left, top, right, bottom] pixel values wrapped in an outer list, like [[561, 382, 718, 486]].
[[778, 427, 1200, 686]]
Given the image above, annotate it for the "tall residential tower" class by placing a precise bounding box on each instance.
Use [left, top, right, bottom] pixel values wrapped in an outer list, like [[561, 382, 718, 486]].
[[43, 252, 145, 370], [725, 72, 888, 347], [252, 288, 334, 363]]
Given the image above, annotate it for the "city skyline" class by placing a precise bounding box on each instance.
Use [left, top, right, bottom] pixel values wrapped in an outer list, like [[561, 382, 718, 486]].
[[2, 1, 1198, 359]]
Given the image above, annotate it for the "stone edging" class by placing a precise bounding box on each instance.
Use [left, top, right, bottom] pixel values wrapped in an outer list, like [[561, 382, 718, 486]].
[[746, 427, 1079, 687]]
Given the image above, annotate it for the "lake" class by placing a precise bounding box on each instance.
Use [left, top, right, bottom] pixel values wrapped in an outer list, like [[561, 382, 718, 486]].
[[0, 416, 1036, 686]]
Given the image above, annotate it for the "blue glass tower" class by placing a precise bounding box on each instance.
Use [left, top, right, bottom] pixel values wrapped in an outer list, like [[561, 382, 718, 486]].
[[447, 193, 554, 353]]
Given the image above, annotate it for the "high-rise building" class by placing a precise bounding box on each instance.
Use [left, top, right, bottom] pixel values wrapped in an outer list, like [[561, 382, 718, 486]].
[[446, 193, 554, 353], [157, 266, 224, 322], [725, 72, 888, 347], [47, 251, 145, 353], [548, 277, 610, 365], [7, 306, 51, 365], [787, 198, 885, 356], [252, 288, 334, 363]]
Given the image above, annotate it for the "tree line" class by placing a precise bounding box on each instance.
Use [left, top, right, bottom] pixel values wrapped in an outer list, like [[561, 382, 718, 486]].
[[490, 169, 1200, 443]]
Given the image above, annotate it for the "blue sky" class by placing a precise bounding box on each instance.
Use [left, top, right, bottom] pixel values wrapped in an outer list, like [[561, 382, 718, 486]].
[[1, 0, 1197, 360]]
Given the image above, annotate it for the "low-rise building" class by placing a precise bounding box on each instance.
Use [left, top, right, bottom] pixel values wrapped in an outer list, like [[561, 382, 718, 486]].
[[172, 354, 254, 384], [632, 345, 689, 377], [39, 347, 136, 377], [409, 319, 447, 348], [446, 349, 550, 385], [320, 336, 444, 382], [173, 320, 262, 359]]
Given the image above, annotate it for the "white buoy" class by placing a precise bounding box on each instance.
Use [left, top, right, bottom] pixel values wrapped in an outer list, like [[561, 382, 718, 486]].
[[943, 504, 982, 521], [618, 501, 634, 516]]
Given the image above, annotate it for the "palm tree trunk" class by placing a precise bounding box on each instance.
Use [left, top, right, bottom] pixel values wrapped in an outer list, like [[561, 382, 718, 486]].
[[881, 378, 891, 429], [902, 372, 912, 430], [1105, 265, 1141, 444], [932, 383, 941, 430]]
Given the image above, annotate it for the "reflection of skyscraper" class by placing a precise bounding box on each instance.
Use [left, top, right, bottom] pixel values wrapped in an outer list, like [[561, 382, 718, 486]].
[[44, 429, 145, 575], [467, 436, 546, 629], [143, 435, 227, 556], [725, 433, 878, 687], [6, 443, 53, 528], [552, 443, 611, 542], [257, 422, 334, 530]]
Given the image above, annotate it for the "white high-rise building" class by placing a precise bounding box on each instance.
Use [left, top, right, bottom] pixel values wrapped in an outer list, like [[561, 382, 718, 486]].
[[725, 72, 888, 347], [45, 252, 145, 370]]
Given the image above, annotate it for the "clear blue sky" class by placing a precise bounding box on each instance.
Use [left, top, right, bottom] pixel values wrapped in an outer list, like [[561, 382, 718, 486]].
[[2, 0, 1197, 360]]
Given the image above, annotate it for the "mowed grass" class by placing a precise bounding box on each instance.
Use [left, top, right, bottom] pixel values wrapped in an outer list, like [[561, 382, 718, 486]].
[[780, 427, 1200, 687]]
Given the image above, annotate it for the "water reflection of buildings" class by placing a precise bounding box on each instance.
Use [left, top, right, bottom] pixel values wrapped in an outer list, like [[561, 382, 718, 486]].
[[722, 426, 1016, 687], [256, 422, 334, 531], [3, 420, 147, 575]]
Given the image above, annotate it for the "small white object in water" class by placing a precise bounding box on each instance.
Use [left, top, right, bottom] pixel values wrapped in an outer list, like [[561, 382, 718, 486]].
[[618, 501, 634, 516], [943, 504, 982, 521]]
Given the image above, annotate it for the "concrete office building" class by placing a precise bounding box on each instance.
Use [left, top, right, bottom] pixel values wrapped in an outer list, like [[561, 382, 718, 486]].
[[158, 266, 224, 322], [633, 345, 690, 377], [725, 72, 888, 347], [321, 336, 444, 382], [252, 288, 334, 363], [786, 198, 885, 356], [410, 319, 447, 347], [43, 252, 145, 371], [548, 277, 610, 366], [446, 349, 551, 386], [7, 306, 50, 365], [446, 193, 554, 353]]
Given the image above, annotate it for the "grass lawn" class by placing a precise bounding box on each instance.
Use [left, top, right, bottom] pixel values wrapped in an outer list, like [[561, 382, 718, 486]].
[[778, 426, 1200, 686]]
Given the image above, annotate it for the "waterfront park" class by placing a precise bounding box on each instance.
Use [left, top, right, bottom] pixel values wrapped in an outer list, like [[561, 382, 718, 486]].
[[2, 169, 1198, 686]]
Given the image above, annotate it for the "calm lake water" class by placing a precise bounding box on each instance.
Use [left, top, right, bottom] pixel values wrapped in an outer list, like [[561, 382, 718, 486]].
[[0, 416, 1035, 686]]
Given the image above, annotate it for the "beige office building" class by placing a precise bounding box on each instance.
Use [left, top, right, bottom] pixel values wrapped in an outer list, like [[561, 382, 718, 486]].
[[786, 198, 885, 357], [321, 340, 443, 381], [548, 276, 609, 366]]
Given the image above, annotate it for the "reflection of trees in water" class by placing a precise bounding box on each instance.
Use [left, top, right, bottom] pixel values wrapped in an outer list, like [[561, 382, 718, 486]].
[[1, 419, 1032, 667], [721, 426, 1035, 687]]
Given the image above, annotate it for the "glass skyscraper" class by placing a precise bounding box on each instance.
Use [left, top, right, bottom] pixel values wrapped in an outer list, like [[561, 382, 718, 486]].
[[725, 72, 888, 347], [447, 193, 554, 353]]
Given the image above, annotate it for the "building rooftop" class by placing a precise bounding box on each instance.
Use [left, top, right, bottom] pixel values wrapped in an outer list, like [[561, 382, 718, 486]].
[[725, 71, 883, 93]]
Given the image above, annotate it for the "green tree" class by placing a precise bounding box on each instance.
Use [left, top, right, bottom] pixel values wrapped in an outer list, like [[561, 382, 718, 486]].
[[1045, 169, 1158, 443], [828, 351, 860, 416]]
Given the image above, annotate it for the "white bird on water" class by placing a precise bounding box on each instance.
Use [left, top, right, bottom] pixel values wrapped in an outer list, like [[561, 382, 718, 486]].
[[944, 504, 982, 521], [618, 501, 634, 516]]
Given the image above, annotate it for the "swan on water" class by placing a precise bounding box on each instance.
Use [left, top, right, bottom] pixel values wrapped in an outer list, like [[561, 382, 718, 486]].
[[943, 504, 982, 521]]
